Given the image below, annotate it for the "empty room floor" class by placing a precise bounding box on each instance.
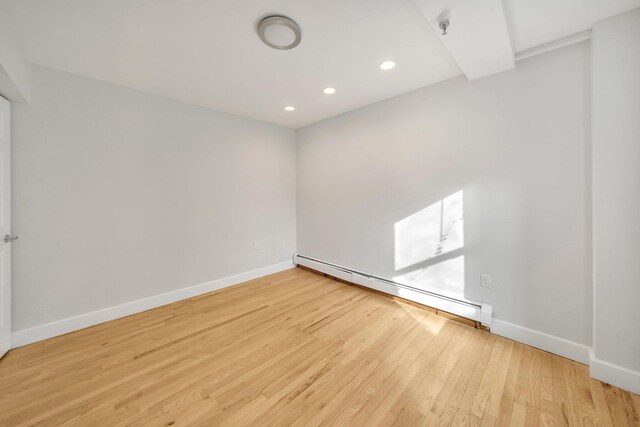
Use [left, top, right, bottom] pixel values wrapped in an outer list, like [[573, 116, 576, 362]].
[[0, 268, 638, 426]]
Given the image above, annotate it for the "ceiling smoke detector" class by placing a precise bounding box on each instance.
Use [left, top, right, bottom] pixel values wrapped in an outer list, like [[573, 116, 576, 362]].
[[258, 15, 301, 50]]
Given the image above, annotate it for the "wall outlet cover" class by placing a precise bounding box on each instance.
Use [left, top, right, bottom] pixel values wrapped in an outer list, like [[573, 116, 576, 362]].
[[481, 273, 492, 289]]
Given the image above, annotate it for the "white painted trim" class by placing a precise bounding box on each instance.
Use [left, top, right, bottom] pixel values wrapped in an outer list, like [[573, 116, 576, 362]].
[[11, 261, 295, 348], [468, 320, 640, 394], [514, 30, 591, 62], [590, 350, 640, 395], [492, 319, 591, 365]]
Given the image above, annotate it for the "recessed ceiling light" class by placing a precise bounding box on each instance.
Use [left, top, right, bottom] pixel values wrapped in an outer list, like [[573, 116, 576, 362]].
[[379, 60, 396, 71], [284, 105, 295, 111], [258, 15, 302, 50], [323, 87, 336, 95]]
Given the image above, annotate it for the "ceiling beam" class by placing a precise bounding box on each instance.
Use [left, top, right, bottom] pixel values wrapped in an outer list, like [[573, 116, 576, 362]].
[[413, 0, 515, 80]]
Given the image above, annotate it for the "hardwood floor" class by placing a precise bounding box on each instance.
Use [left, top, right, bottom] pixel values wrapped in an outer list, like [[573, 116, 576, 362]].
[[1, 268, 638, 426]]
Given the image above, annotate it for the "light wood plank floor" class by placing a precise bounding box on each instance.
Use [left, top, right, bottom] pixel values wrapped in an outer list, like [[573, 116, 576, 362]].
[[1, 268, 638, 426]]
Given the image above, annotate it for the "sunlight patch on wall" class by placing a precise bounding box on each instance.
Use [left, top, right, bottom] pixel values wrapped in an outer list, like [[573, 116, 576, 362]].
[[394, 190, 464, 271]]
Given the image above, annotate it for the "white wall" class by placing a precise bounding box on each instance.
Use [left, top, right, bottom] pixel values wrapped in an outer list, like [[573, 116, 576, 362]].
[[12, 65, 296, 331], [592, 9, 640, 382], [297, 42, 591, 347], [0, 23, 31, 102]]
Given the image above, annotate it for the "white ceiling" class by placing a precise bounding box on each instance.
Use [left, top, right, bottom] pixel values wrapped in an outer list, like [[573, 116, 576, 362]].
[[505, 0, 640, 52], [1, 0, 639, 128]]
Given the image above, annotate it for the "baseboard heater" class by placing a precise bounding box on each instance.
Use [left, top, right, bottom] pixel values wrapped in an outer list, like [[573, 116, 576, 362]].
[[294, 253, 492, 327]]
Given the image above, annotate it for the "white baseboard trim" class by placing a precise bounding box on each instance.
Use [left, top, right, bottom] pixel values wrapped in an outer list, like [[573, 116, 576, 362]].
[[491, 319, 591, 365], [11, 260, 295, 349], [488, 321, 640, 394], [590, 351, 640, 395]]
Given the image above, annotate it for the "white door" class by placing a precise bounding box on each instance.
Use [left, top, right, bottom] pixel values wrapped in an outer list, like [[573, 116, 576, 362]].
[[0, 96, 12, 357]]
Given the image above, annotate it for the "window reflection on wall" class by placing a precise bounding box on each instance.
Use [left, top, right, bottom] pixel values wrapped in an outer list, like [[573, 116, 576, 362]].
[[393, 190, 465, 300]]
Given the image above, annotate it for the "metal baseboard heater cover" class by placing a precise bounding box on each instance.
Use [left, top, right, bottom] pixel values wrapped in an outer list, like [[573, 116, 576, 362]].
[[294, 253, 492, 327]]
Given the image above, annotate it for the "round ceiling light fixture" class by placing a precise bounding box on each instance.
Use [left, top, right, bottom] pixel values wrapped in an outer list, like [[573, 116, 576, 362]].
[[323, 87, 336, 95], [284, 105, 295, 111], [258, 15, 302, 50]]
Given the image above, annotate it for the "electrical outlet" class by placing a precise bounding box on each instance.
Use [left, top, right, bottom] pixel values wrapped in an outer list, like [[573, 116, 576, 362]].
[[481, 273, 492, 289], [254, 241, 260, 250]]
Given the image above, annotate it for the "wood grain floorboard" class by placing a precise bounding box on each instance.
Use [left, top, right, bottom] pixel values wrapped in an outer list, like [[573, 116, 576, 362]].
[[0, 267, 638, 426]]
